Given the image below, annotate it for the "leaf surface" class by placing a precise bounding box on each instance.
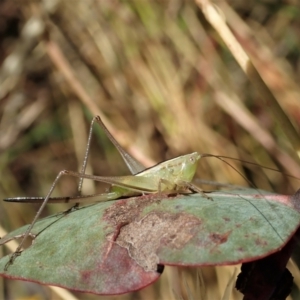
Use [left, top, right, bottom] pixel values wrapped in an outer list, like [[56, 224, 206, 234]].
[[1, 188, 300, 295]]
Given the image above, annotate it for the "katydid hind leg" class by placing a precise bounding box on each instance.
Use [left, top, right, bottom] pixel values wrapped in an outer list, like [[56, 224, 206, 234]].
[[4, 192, 122, 204], [77, 116, 98, 196], [5, 170, 68, 270], [4, 118, 102, 268], [95, 116, 145, 174], [63, 170, 158, 193], [77, 115, 145, 196], [70, 115, 143, 207], [56, 117, 99, 212], [70, 116, 98, 212]]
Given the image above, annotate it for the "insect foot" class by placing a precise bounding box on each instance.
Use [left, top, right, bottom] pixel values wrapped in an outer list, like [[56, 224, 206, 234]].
[[4, 250, 22, 271]]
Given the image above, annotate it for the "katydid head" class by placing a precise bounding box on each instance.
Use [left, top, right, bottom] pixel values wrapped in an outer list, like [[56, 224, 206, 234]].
[[179, 152, 201, 182], [153, 152, 201, 183]]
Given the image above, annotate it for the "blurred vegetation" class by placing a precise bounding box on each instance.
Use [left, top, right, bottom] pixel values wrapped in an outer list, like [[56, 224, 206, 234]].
[[0, 0, 300, 299]]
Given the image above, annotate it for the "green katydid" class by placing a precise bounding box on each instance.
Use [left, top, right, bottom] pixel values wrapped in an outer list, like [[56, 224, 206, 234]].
[[4, 115, 209, 269], [4, 115, 294, 270]]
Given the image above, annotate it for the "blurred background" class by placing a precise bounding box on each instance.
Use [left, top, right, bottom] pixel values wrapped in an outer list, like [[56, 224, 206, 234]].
[[0, 0, 300, 299]]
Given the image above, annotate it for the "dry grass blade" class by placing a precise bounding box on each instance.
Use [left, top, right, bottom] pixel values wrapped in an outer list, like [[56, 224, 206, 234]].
[[221, 268, 238, 300], [196, 0, 300, 161]]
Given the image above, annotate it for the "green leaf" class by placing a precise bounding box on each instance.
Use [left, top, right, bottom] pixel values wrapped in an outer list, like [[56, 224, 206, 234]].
[[1, 188, 300, 295]]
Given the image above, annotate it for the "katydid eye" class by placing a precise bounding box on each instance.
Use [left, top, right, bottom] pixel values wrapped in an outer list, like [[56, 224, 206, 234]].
[[189, 157, 195, 163]]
